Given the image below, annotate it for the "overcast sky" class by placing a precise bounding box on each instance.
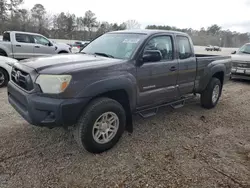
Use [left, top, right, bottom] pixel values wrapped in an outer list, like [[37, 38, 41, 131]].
[[22, 0, 250, 32]]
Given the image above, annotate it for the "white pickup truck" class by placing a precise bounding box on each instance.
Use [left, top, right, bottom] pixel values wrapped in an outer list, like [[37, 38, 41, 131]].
[[0, 31, 71, 60]]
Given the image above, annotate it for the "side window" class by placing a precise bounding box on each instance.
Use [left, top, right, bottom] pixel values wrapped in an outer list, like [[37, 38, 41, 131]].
[[144, 35, 173, 61], [33, 35, 50, 46], [177, 36, 192, 59], [15, 33, 34, 43], [3, 32, 10, 42]]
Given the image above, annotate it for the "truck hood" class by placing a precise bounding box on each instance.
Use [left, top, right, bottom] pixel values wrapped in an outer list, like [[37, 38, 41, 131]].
[[18, 54, 125, 74], [231, 54, 250, 62], [0, 56, 18, 64]]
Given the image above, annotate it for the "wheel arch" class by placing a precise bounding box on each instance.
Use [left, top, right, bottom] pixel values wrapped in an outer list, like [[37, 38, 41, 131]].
[[76, 76, 137, 133], [58, 50, 69, 54], [0, 48, 8, 56]]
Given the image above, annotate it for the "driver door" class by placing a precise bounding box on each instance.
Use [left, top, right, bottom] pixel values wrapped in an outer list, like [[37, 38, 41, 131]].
[[136, 35, 179, 108], [32, 35, 56, 57]]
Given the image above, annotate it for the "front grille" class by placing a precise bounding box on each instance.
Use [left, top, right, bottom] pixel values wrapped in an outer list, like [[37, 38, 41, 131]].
[[11, 67, 34, 91], [232, 61, 250, 68]]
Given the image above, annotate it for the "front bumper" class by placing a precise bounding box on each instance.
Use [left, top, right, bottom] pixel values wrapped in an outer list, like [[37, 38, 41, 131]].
[[231, 73, 250, 81], [231, 67, 250, 81], [7, 81, 91, 128]]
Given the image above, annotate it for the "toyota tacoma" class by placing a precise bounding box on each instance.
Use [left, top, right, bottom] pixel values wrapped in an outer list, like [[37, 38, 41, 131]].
[[7, 30, 232, 153]]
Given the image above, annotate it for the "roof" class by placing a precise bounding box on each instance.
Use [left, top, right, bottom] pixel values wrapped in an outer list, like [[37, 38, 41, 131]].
[[4, 31, 44, 36], [109, 29, 188, 36]]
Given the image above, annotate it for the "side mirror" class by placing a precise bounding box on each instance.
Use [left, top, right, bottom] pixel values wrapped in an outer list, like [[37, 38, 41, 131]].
[[49, 42, 53, 46], [142, 50, 162, 63], [231, 51, 236, 54]]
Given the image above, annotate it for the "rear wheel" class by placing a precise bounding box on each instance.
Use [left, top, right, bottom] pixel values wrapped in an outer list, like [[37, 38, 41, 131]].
[[58, 51, 68, 54], [74, 97, 126, 153], [200, 77, 222, 109], [0, 68, 9, 88]]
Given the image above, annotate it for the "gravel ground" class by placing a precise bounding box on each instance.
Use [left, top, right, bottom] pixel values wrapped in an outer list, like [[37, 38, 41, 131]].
[[0, 80, 250, 188]]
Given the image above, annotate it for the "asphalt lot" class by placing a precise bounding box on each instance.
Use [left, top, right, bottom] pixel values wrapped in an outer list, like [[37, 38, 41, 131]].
[[1, 51, 250, 188]]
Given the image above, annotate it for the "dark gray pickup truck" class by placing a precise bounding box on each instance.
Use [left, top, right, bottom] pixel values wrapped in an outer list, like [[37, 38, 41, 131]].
[[7, 30, 231, 153]]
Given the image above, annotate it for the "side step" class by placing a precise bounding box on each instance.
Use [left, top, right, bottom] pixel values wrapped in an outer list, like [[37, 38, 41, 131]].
[[138, 109, 158, 118], [170, 100, 185, 109], [137, 95, 195, 118]]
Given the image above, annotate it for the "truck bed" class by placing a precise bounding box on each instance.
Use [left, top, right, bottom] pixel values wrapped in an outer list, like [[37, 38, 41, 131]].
[[195, 54, 231, 58], [196, 54, 231, 64], [195, 54, 232, 92]]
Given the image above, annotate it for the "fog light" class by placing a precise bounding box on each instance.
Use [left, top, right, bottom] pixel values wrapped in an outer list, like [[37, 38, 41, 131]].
[[47, 112, 55, 119]]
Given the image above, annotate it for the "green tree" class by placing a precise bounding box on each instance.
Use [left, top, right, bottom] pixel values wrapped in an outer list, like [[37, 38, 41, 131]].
[[0, 0, 8, 32], [83, 10, 97, 39], [7, 0, 23, 19], [31, 4, 47, 34], [125, 20, 140, 30], [207, 24, 221, 35]]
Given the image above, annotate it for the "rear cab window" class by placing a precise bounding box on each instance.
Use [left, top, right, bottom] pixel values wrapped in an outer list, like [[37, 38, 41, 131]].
[[176, 36, 193, 59], [15, 33, 34, 43], [3, 32, 10, 42]]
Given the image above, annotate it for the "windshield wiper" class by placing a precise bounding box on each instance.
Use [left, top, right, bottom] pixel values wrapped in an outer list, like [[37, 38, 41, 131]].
[[94, 52, 114, 58], [240, 51, 250, 54]]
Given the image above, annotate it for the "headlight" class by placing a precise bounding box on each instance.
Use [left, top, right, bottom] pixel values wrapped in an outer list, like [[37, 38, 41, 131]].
[[35, 75, 72, 94]]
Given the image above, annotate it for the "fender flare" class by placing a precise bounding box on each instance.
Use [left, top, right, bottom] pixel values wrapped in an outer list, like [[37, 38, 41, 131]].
[[198, 63, 226, 92], [76, 75, 137, 111]]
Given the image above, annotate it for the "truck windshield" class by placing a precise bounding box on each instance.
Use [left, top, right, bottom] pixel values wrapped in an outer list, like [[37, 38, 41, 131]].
[[238, 44, 250, 54], [81, 33, 146, 59]]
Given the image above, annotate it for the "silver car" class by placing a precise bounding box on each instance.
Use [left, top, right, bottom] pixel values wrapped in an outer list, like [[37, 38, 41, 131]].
[[231, 43, 250, 80]]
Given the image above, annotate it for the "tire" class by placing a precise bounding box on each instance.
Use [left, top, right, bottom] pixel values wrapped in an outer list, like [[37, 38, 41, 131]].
[[0, 68, 9, 88], [74, 97, 126, 153], [200, 77, 222, 109], [58, 51, 68, 54]]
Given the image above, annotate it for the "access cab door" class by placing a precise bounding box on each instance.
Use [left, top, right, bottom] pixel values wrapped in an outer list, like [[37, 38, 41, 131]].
[[176, 35, 197, 96], [136, 34, 179, 108], [12, 33, 35, 59]]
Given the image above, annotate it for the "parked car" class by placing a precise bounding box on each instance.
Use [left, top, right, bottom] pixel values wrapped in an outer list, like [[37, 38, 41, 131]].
[[205, 45, 221, 51], [231, 43, 250, 80], [0, 56, 18, 87], [8, 29, 232, 153], [0, 31, 71, 60], [205, 45, 214, 51], [71, 41, 90, 53], [213, 46, 221, 51]]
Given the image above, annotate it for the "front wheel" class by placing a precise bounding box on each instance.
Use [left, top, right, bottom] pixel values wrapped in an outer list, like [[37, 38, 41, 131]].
[[74, 97, 126, 153], [0, 68, 9, 88], [200, 77, 222, 109]]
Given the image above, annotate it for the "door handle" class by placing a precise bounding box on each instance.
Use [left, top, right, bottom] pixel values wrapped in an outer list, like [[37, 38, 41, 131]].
[[169, 66, 177, 71], [35, 46, 40, 48], [16, 45, 21, 47]]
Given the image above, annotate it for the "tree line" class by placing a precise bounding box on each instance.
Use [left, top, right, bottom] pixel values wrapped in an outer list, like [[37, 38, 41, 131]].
[[0, 0, 249, 47], [0, 0, 141, 40], [147, 25, 250, 48]]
